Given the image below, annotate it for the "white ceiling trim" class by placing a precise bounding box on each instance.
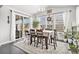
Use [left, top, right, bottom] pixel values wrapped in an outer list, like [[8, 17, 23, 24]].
[[6, 5, 32, 17]]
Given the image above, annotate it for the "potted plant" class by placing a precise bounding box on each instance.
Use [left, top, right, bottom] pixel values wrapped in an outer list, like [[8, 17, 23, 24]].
[[69, 44, 78, 54], [64, 29, 72, 43], [75, 32, 79, 40], [64, 32, 67, 39], [69, 26, 79, 54], [33, 20, 39, 29]]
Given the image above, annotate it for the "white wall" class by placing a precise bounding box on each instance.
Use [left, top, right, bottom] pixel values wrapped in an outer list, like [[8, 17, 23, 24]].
[[76, 6, 79, 31], [0, 9, 1, 20], [0, 6, 11, 44], [0, 5, 32, 44]]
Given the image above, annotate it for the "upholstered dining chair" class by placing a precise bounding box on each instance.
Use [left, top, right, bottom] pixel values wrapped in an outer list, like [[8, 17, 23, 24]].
[[36, 29, 43, 48], [51, 29, 57, 50], [30, 29, 36, 46], [25, 30, 30, 45], [36, 29, 48, 49]]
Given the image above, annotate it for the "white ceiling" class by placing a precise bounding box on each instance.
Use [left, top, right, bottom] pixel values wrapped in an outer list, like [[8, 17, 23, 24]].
[[7, 5, 47, 15], [6, 5, 76, 15]]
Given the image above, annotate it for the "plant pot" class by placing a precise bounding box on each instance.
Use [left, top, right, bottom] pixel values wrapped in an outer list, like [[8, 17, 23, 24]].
[[69, 44, 78, 54]]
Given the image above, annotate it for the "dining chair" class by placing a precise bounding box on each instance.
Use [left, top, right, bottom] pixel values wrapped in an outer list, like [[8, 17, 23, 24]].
[[36, 29, 48, 49], [51, 29, 57, 50], [30, 29, 36, 46], [50, 32, 54, 43], [25, 30, 30, 45], [36, 29, 43, 48]]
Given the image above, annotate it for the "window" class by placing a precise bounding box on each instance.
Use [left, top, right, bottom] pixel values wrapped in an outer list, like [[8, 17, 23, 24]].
[[55, 13, 64, 32], [23, 17, 31, 30], [15, 15, 23, 39], [39, 16, 46, 29], [15, 15, 31, 39]]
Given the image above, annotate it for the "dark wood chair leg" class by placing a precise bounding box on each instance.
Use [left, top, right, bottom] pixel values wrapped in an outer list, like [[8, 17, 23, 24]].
[[53, 41, 57, 50], [45, 37, 48, 49], [36, 37, 39, 47], [51, 38, 52, 43], [41, 38, 43, 49], [34, 37, 36, 47], [51, 37, 53, 43], [56, 42, 57, 47], [54, 43, 56, 50], [30, 35, 32, 45]]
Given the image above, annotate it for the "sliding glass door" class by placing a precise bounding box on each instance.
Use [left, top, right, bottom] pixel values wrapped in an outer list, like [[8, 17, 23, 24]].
[[15, 15, 23, 39], [15, 14, 31, 39], [23, 17, 31, 36]]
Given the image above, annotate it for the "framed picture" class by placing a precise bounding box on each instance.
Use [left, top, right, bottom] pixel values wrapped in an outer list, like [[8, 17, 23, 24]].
[[7, 16, 10, 24], [47, 17, 51, 21]]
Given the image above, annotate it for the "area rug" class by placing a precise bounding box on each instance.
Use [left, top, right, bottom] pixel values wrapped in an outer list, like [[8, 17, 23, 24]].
[[14, 39, 71, 54]]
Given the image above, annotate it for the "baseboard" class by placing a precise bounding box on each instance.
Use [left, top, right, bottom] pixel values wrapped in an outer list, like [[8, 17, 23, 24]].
[[0, 38, 22, 46], [0, 40, 15, 46]]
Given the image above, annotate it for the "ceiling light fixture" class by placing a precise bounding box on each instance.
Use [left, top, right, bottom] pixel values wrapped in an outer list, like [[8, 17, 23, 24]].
[[39, 8, 45, 12]]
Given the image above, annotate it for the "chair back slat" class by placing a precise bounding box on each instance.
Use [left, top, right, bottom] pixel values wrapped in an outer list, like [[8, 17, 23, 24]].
[[30, 29, 35, 34], [36, 29, 43, 36]]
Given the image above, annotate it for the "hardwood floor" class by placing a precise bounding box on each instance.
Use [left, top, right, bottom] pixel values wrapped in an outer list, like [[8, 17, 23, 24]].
[[0, 43, 28, 54]]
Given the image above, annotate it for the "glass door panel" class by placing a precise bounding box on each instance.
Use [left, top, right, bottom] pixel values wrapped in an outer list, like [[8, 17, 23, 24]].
[[15, 15, 23, 39]]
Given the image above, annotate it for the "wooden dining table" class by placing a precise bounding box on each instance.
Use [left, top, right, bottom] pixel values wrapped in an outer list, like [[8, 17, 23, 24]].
[[26, 29, 54, 49]]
